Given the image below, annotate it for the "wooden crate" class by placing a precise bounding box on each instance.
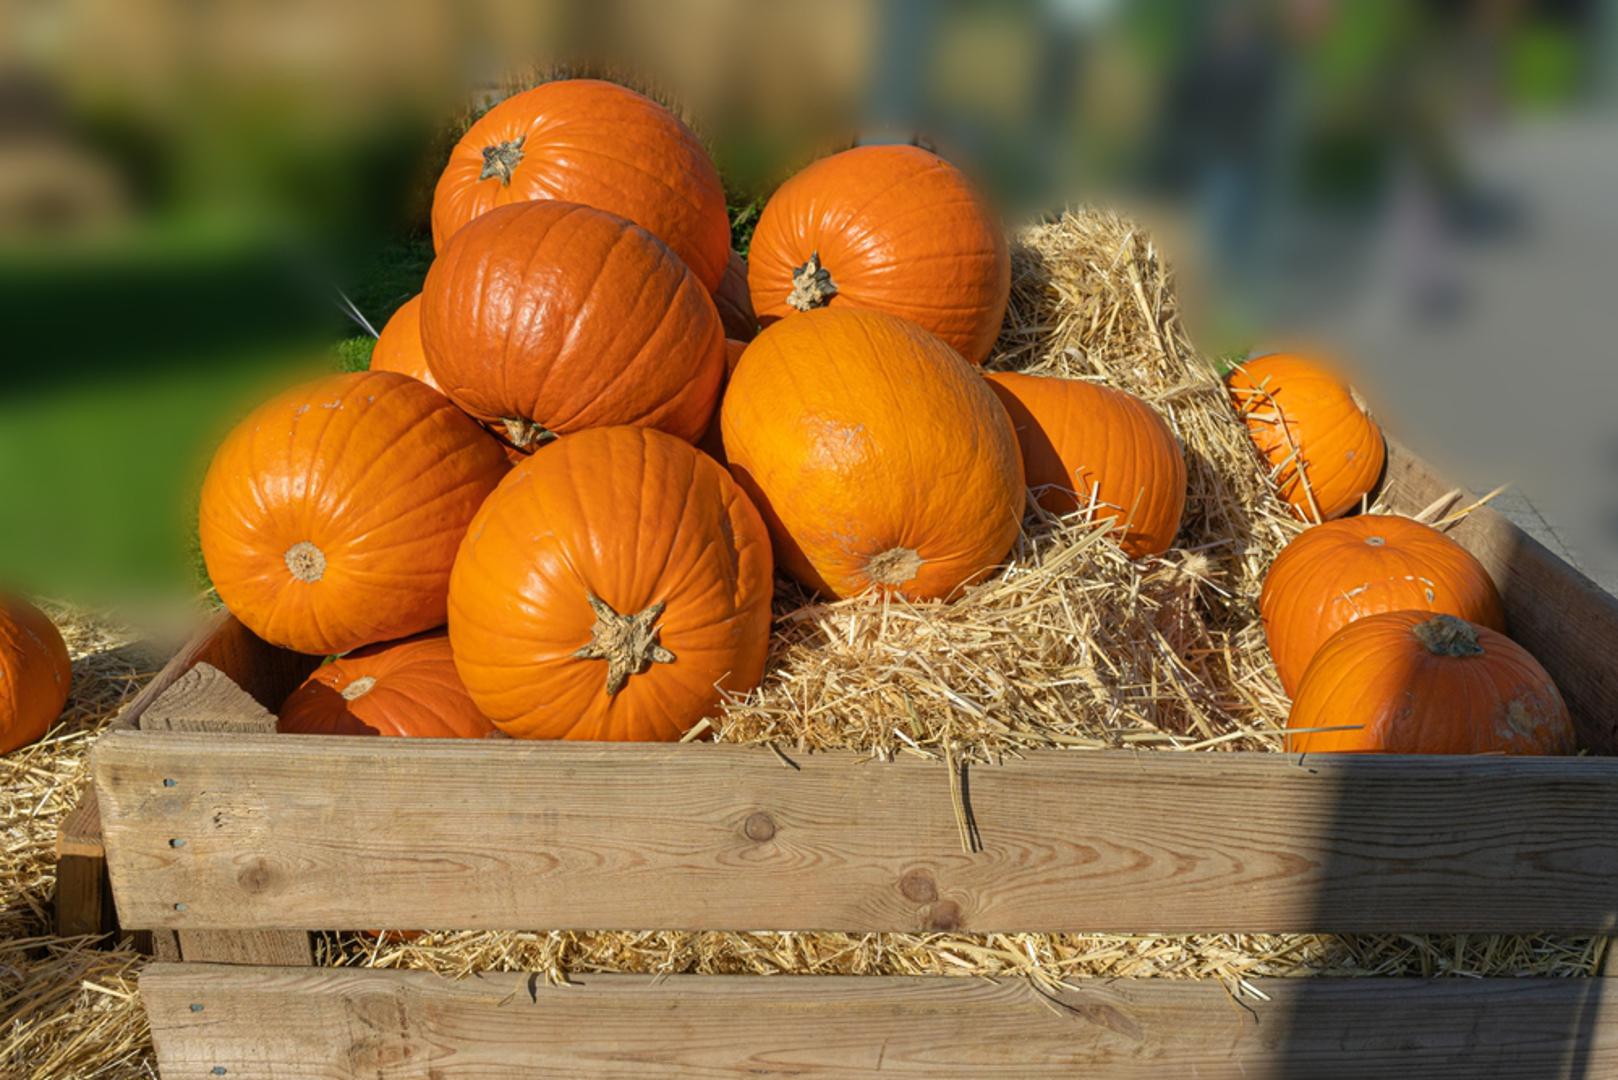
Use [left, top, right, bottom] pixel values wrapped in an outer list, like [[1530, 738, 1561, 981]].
[[76, 439, 1618, 1078]]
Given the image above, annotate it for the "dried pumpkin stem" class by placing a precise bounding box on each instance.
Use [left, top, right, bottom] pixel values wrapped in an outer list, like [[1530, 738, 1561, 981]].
[[479, 137, 525, 185], [284, 542, 326, 583], [1412, 614, 1484, 657], [867, 547, 924, 588], [573, 595, 676, 695], [787, 252, 838, 311], [501, 417, 555, 449], [341, 676, 376, 701]]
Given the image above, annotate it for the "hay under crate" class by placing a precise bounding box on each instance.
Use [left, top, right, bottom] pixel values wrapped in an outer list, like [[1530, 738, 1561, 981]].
[[16, 209, 1618, 1078]]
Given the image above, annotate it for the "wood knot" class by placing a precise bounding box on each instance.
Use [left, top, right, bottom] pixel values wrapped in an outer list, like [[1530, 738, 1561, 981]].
[[743, 812, 776, 842], [235, 858, 278, 895], [925, 900, 963, 931], [898, 869, 938, 904]]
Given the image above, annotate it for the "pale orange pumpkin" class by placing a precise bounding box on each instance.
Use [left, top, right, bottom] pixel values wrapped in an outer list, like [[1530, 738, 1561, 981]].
[[1262, 515, 1506, 696], [0, 597, 70, 755], [421, 200, 725, 449], [368, 294, 437, 390], [448, 426, 774, 741], [279, 631, 494, 738], [986, 371, 1186, 557], [747, 145, 1010, 365], [199, 372, 509, 656], [1227, 353, 1385, 521], [722, 307, 1024, 600], [431, 79, 730, 290], [715, 250, 757, 341], [1287, 611, 1572, 755]]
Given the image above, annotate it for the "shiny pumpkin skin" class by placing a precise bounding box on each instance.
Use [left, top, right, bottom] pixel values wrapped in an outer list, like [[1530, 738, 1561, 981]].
[[279, 631, 494, 738], [430, 79, 730, 290], [715, 250, 757, 341], [721, 307, 1024, 600], [747, 145, 1010, 366], [1262, 515, 1506, 696], [1287, 611, 1572, 755], [986, 371, 1186, 557], [1226, 354, 1385, 521], [421, 200, 725, 448], [368, 294, 437, 390], [448, 426, 774, 741], [199, 372, 509, 656], [0, 597, 71, 754]]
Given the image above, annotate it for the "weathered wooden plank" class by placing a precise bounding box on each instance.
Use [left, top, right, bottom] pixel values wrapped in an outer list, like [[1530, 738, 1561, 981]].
[[1380, 438, 1618, 752], [53, 787, 113, 938], [93, 734, 1618, 934], [140, 964, 1618, 1079]]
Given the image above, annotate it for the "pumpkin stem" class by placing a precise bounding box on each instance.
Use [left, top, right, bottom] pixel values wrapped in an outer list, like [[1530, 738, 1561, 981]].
[[501, 417, 555, 449], [867, 547, 924, 588], [1412, 614, 1485, 657], [284, 542, 326, 583], [573, 595, 677, 695], [787, 252, 838, 311], [479, 137, 525, 185], [341, 676, 376, 701]]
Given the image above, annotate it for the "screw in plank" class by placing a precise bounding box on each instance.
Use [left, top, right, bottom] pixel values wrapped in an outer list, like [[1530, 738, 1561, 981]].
[[173, 903, 187, 912], [169, 838, 186, 848], [162, 779, 177, 787], [189, 1003, 204, 1013]]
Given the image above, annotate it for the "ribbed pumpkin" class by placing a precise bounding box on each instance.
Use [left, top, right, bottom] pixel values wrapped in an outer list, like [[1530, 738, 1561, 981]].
[[199, 372, 509, 656], [448, 426, 773, 741], [1226, 353, 1385, 521], [0, 597, 71, 755], [1287, 612, 1572, 754], [986, 371, 1186, 557], [696, 339, 749, 465], [747, 145, 1010, 366], [279, 631, 494, 738], [430, 78, 730, 290], [421, 201, 725, 449], [722, 307, 1024, 600], [1262, 515, 1506, 696], [715, 250, 757, 341], [368, 294, 436, 390]]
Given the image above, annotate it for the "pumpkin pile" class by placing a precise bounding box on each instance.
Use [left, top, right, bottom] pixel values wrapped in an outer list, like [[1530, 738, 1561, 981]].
[[185, 76, 1571, 761]]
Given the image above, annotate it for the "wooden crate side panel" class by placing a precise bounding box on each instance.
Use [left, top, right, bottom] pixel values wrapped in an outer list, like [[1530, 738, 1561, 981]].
[[140, 965, 1618, 1079], [94, 734, 1618, 934], [1381, 439, 1618, 752]]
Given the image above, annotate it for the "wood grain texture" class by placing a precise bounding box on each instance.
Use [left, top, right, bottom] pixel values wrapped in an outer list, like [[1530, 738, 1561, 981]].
[[53, 787, 113, 937], [1380, 438, 1618, 753], [93, 734, 1618, 934], [140, 964, 1618, 1079]]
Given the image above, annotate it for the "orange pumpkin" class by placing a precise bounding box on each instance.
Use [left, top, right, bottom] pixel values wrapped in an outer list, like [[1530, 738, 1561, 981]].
[[747, 145, 1010, 366], [368, 294, 437, 391], [0, 597, 70, 754], [431, 79, 730, 290], [199, 372, 509, 656], [696, 339, 749, 465], [421, 201, 725, 449], [279, 631, 494, 738], [1287, 611, 1572, 754], [715, 250, 757, 341], [1226, 354, 1385, 521], [448, 426, 774, 741], [986, 372, 1186, 557], [722, 307, 1024, 600], [1262, 515, 1506, 696]]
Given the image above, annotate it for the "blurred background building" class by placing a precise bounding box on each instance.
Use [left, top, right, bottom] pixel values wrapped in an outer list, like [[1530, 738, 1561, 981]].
[[2, 0, 1614, 606]]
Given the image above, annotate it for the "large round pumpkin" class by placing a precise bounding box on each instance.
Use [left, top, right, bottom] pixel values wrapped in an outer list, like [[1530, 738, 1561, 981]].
[[279, 631, 494, 738], [199, 371, 509, 655], [1226, 353, 1385, 521], [1287, 611, 1571, 754], [448, 426, 774, 741], [1262, 515, 1505, 696], [715, 250, 757, 341], [368, 294, 436, 390], [430, 78, 730, 291], [986, 371, 1186, 557], [421, 200, 725, 449], [0, 597, 70, 754], [722, 307, 1024, 600], [747, 145, 1010, 366]]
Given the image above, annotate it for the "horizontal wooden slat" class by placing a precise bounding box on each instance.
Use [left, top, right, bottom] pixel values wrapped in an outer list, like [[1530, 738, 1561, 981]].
[[1380, 438, 1618, 753], [94, 733, 1618, 934], [141, 964, 1618, 1079]]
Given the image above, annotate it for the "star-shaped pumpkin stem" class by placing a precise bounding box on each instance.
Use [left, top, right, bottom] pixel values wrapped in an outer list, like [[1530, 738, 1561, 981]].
[[480, 136, 526, 184], [573, 594, 676, 695], [787, 252, 837, 311]]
